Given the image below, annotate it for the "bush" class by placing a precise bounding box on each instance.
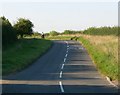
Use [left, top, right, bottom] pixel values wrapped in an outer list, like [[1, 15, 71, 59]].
[[83, 26, 118, 36], [49, 31, 59, 36], [63, 30, 75, 34], [44, 33, 50, 36], [1, 16, 17, 46], [32, 32, 41, 38]]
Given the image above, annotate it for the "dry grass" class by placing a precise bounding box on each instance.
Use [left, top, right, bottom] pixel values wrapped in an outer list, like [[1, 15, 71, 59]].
[[78, 34, 118, 80], [81, 35, 118, 64]]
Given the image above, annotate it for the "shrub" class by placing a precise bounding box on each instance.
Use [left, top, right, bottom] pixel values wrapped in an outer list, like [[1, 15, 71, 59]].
[[63, 30, 75, 34], [49, 31, 59, 36], [83, 26, 118, 36], [1, 16, 17, 46]]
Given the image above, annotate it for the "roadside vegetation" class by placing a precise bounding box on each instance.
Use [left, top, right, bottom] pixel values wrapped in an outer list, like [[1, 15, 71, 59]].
[[77, 27, 118, 80], [46, 30, 81, 40], [2, 17, 17, 47], [2, 16, 118, 80], [3, 38, 52, 75], [78, 35, 118, 80], [46, 35, 73, 40], [83, 26, 118, 36], [46, 26, 118, 80], [2, 16, 52, 75]]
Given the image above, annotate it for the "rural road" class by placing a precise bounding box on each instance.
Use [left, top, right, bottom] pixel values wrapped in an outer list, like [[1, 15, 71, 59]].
[[2, 40, 118, 93]]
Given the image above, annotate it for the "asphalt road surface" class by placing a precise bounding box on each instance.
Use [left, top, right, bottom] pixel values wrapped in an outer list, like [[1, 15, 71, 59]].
[[2, 40, 118, 93]]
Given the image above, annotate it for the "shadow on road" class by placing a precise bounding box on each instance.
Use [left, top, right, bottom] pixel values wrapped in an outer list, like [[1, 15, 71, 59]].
[[2, 83, 118, 93]]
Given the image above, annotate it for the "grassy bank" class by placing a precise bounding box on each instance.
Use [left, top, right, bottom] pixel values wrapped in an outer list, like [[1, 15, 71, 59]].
[[78, 35, 118, 80], [46, 35, 74, 40], [3, 38, 52, 75]]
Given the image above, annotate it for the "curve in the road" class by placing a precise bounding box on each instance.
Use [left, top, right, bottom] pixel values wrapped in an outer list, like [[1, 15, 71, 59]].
[[2, 40, 118, 93]]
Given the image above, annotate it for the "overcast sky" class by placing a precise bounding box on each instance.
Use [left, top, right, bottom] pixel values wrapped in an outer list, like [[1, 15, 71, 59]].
[[1, 0, 118, 33]]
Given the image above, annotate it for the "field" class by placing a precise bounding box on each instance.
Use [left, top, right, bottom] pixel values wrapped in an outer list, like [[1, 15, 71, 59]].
[[3, 38, 52, 75], [46, 35, 74, 40]]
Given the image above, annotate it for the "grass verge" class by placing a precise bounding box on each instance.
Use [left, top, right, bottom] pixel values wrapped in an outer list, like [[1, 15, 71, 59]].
[[3, 38, 52, 75], [77, 36, 118, 80], [46, 35, 73, 40]]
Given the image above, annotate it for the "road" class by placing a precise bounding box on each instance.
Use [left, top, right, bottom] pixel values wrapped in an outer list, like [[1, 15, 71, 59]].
[[2, 40, 118, 93]]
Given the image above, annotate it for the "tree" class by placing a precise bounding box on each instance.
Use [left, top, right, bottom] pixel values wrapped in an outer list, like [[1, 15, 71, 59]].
[[49, 31, 59, 36], [14, 18, 34, 38], [63, 30, 74, 34], [1, 16, 17, 46]]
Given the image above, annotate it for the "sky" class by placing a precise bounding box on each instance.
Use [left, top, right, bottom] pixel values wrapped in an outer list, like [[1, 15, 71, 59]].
[[0, 0, 118, 33]]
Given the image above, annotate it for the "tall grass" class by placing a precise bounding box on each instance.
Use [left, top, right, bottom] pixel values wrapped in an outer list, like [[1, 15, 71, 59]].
[[78, 35, 118, 80]]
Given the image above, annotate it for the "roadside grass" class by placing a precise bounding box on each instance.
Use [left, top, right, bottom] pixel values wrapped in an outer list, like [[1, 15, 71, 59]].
[[46, 35, 74, 40], [47, 34, 118, 80], [3, 38, 52, 75], [77, 35, 118, 80]]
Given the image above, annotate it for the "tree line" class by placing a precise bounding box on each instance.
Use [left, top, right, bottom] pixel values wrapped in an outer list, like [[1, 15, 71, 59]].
[[83, 27, 118, 36], [47, 30, 82, 36], [1, 16, 34, 47], [47, 27, 118, 36], [1, 16, 118, 47]]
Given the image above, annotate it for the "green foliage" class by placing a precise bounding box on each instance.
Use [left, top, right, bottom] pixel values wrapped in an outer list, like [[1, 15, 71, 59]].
[[61, 27, 118, 36], [63, 30, 75, 34], [49, 31, 59, 36], [44, 33, 50, 36], [32, 32, 41, 38], [3, 38, 52, 75], [47, 35, 72, 40], [14, 18, 34, 38], [83, 26, 118, 36], [78, 37, 118, 80], [1, 16, 17, 46]]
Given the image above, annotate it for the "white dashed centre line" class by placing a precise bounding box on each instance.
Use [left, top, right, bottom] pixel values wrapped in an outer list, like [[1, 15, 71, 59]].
[[61, 64, 64, 69], [66, 50, 68, 53], [64, 58, 66, 63], [59, 81, 64, 93], [65, 54, 68, 58], [65, 41, 68, 44], [59, 41, 69, 93], [59, 71, 63, 78]]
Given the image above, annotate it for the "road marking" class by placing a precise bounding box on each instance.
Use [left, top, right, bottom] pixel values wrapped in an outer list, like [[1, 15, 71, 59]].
[[59, 71, 63, 78], [64, 58, 66, 62], [106, 76, 118, 88], [67, 45, 69, 48], [66, 50, 68, 53], [59, 81, 64, 93], [67, 48, 69, 51], [65, 54, 68, 58], [61, 64, 64, 69], [65, 41, 68, 44]]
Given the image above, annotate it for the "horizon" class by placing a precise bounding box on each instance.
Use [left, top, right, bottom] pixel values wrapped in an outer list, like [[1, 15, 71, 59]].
[[1, 1, 118, 33]]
